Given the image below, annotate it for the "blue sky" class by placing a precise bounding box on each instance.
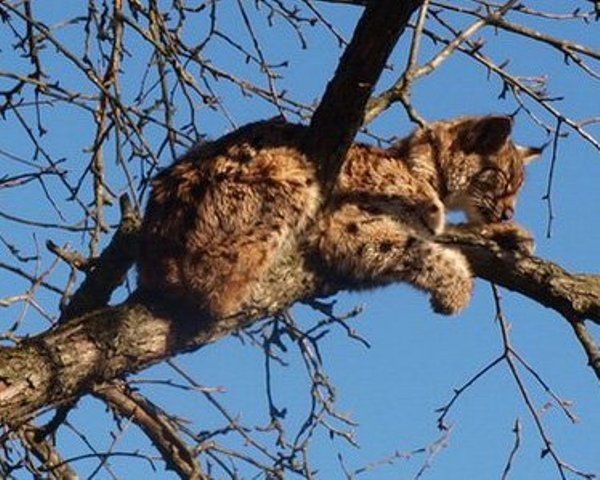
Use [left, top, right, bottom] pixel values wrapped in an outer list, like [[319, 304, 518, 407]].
[[1, 1, 598, 478]]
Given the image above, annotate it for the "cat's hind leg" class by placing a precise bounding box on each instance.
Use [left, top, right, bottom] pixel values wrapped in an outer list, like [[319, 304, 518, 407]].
[[181, 222, 293, 318], [181, 175, 318, 318]]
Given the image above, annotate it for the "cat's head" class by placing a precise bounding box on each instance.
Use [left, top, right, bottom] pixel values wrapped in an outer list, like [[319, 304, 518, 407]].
[[427, 115, 543, 224]]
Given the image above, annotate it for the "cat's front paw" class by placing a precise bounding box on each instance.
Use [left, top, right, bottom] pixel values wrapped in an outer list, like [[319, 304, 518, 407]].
[[428, 250, 473, 315], [430, 285, 472, 315], [480, 223, 535, 255]]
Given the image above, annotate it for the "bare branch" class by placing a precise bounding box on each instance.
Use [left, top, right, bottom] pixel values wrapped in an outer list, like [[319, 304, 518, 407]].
[[58, 195, 141, 322], [16, 425, 78, 480], [94, 382, 206, 480], [365, 0, 521, 124]]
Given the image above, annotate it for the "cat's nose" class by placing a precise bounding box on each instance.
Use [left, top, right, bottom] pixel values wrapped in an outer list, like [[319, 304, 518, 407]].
[[501, 207, 514, 221]]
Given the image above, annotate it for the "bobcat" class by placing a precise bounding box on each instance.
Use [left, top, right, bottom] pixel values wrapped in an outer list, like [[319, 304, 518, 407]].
[[138, 115, 541, 318]]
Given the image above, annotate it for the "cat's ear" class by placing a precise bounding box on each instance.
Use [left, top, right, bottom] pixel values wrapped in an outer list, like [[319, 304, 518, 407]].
[[460, 115, 513, 154], [517, 145, 544, 164]]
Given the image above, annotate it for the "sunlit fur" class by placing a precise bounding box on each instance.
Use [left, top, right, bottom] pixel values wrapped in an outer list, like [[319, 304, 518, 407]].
[[138, 115, 540, 318]]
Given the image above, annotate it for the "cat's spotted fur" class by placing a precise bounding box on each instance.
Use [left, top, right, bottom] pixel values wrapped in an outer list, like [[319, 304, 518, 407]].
[[138, 116, 540, 317]]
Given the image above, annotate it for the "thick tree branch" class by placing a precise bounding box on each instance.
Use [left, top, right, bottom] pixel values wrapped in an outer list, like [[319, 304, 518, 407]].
[[1, 231, 599, 426], [438, 231, 600, 381], [304, 0, 423, 192]]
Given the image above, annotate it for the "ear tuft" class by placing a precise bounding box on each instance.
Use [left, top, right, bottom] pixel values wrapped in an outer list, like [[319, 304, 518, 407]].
[[517, 144, 544, 164], [461, 115, 513, 154]]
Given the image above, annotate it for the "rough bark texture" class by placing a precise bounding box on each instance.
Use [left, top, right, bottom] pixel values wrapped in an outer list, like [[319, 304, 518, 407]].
[[0, 249, 325, 426]]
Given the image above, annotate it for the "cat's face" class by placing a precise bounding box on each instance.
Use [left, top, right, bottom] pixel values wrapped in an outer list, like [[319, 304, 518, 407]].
[[442, 116, 542, 224]]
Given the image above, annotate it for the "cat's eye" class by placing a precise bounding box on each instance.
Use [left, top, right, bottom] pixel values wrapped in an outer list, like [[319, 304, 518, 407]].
[[475, 167, 508, 191]]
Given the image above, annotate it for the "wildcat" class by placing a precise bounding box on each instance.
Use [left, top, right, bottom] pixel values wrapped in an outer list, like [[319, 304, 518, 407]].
[[138, 115, 541, 317]]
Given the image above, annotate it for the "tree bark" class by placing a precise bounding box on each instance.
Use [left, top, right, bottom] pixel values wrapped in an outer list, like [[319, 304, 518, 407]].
[[1, 232, 599, 426]]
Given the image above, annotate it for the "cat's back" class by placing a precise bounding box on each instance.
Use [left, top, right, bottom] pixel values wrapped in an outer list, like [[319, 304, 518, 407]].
[[149, 119, 315, 205]]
